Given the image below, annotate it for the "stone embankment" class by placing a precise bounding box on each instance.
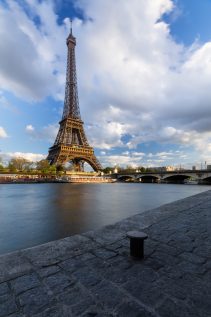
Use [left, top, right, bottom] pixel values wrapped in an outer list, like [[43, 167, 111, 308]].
[[0, 191, 211, 316]]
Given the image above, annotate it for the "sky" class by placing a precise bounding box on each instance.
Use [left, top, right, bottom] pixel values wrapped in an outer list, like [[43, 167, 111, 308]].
[[1, 0, 211, 169]]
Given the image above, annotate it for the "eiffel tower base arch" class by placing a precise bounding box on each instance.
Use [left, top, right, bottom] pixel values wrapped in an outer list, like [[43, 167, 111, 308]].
[[47, 144, 102, 172]]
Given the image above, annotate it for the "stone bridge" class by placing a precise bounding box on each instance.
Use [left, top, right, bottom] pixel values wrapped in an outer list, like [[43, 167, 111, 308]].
[[112, 170, 211, 184]]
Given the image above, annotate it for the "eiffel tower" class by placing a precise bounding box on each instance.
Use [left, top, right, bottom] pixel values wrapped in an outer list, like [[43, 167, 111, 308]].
[[47, 25, 102, 172]]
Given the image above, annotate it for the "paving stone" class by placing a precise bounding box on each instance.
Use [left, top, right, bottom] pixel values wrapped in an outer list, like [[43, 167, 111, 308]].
[[104, 259, 155, 286], [203, 271, 211, 294], [176, 261, 206, 275], [0, 283, 9, 296], [5, 314, 24, 317], [108, 239, 129, 251], [114, 218, 147, 232], [143, 239, 159, 257], [37, 265, 61, 278], [115, 301, 155, 317], [111, 245, 129, 256], [155, 276, 187, 300], [156, 297, 200, 317], [150, 251, 180, 267], [86, 257, 108, 273], [158, 265, 184, 280], [83, 226, 125, 245], [18, 286, 53, 315], [153, 242, 181, 257], [143, 256, 164, 271], [90, 280, 125, 310], [59, 256, 88, 273], [57, 285, 89, 307], [0, 293, 11, 304], [0, 297, 18, 317], [79, 252, 99, 262], [128, 265, 158, 283], [188, 283, 211, 316], [167, 236, 195, 252], [123, 278, 166, 308], [72, 266, 101, 288], [92, 248, 117, 260], [179, 251, 206, 264], [105, 254, 131, 267], [81, 305, 114, 317], [70, 298, 96, 316], [194, 244, 211, 258], [0, 252, 32, 283], [33, 304, 73, 317], [22, 234, 94, 266], [43, 272, 74, 294], [103, 261, 136, 285], [10, 272, 41, 295]]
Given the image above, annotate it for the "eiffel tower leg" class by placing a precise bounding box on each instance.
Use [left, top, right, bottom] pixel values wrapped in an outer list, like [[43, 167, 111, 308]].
[[72, 159, 84, 172]]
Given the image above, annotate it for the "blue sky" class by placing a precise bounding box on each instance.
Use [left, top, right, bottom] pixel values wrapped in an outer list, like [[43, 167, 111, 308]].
[[1, 0, 211, 169]]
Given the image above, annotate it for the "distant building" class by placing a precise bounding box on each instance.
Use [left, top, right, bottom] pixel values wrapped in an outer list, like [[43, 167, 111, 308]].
[[192, 166, 196, 170], [207, 165, 211, 170], [157, 166, 177, 171], [147, 166, 176, 172], [164, 166, 176, 171]]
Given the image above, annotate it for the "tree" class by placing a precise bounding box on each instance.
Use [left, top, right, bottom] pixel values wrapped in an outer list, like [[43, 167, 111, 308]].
[[0, 157, 4, 171], [56, 165, 64, 172], [48, 165, 57, 175], [36, 160, 57, 175], [24, 161, 34, 172], [56, 165, 64, 175], [125, 165, 136, 173], [102, 166, 113, 174], [36, 160, 51, 173], [9, 157, 31, 171], [139, 166, 146, 172], [8, 162, 17, 172]]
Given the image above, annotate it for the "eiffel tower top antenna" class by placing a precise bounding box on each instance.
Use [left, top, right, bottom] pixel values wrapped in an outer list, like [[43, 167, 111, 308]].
[[70, 19, 72, 35]]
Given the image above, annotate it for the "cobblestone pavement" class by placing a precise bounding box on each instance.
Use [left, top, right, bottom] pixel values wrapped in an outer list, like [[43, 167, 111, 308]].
[[0, 190, 211, 317]]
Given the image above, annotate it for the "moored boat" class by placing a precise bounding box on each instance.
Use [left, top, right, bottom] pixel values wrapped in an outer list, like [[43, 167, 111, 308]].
[[184, 179, 198, 184], [64, 175, 116, 183]]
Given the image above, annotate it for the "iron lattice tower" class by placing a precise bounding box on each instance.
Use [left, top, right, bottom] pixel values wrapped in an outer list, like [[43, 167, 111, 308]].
[[47, 27, 102, 172]]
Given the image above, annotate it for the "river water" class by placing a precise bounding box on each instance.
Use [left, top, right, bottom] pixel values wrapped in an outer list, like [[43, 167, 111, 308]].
[[0, 183, 210, 255]]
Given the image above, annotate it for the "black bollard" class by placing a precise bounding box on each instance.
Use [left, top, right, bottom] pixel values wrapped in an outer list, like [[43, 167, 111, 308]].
[[127, 231, 148, 259]]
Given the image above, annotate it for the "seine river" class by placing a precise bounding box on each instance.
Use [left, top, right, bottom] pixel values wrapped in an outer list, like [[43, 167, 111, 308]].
[[0, 183, 210, 255]]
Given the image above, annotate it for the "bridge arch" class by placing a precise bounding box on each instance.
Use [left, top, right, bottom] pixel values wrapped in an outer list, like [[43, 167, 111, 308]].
[[117, 175, 135, 182], [139, 175, 160, 183], [163, 174, 190, 183], [200, 176, 211, 184]]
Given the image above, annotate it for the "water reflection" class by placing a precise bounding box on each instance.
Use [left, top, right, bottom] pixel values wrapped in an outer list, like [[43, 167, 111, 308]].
[[0, 183, 210, 254]]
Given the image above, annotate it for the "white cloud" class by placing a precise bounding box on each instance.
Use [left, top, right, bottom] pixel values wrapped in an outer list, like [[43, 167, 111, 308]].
[[0, 0, 67, 101], [42, 124, 59, 142], [0, 126, 8, 138], [101, 154, 141, 168], [0, 0, 211, 165], [99, 149, 191, 168], [74, 0, 211, 159], [25, 123, 58, 142], [0, 151, 45, 162], [25, 124, 35, 132]]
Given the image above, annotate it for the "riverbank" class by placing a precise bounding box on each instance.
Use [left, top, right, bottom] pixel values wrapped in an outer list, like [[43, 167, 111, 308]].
[[0, 190, 210, 316]]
